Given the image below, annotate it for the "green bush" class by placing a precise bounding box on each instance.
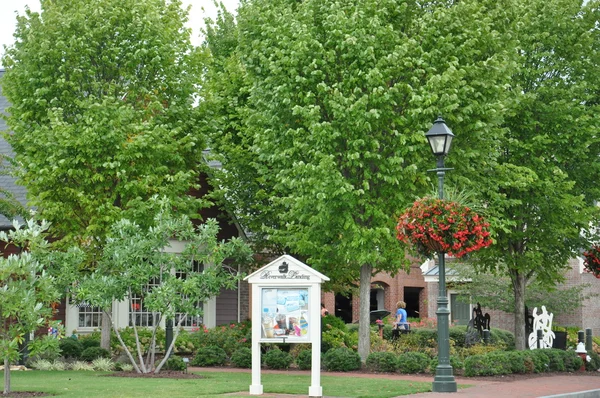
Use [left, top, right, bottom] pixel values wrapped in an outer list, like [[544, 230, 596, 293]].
[[366, 352, 397, 373], [79, 334, 101, 349], [323, 348, 361, 372], [163, 356, 187, 371], [191, 345, 227, 367], [586, 351, 600, 372], [396, 352, 429, 374], [190, 322, 251, 357], [231, 347, 252, 368], [80, 347, 111, 361], [545, 349, 566, 372], [448, 327, 467, 348], [322, 315, 348, 332], [321, 328, 351, 353], [111, 327, 165, 355], [296, 349, 312, 370], [59, 337, 84, 359], [464, 354, 498, 376], [28, 335, 62, 361], [429, 355, 464, 372], [263, 348, 293, 370]]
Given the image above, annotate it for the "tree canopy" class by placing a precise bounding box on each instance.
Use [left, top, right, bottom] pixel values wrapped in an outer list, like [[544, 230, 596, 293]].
[[203, 0, 518, 360], [1, 0, 205, 250]]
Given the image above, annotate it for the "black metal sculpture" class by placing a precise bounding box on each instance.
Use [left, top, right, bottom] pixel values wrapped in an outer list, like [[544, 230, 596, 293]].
[[525, 305, 534, 336], [465, 303, 491, 346]]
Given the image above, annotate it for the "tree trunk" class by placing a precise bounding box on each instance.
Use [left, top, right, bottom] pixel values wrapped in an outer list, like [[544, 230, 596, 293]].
[[101, 310, 111, 351], [358, 263, 372, 363], [512, 272, 527, 350], [4, 356, 10, 394]]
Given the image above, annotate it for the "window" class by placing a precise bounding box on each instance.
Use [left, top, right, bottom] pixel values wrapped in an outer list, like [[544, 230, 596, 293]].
[[78, 303, 103, 328], [129, 277, 161, 327], [450, 294, 470, 326], [175, 262, 204, 328]]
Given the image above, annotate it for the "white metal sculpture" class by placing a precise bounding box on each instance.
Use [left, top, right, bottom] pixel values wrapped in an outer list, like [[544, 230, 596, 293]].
[[528, 305, 556, 350]]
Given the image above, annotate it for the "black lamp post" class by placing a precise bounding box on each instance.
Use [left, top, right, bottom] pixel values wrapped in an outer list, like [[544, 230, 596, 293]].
[[425, 116, 457, 393]]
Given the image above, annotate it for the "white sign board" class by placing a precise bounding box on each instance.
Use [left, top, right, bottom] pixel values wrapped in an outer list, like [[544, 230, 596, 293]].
[[244, 255, 329, 397]]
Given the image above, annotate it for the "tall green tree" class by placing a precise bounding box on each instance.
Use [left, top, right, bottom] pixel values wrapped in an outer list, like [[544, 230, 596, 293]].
[[205, 0, 517, 361], [1, 0, 205, 347], [472, 0, 600, 350]]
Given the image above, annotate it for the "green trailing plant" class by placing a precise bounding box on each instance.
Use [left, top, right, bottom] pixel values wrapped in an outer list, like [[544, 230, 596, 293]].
[[231, 347, 252, 369], [191, 346, 227, 367], [323, 348, 361, 372], [263, 348, 293, 370]]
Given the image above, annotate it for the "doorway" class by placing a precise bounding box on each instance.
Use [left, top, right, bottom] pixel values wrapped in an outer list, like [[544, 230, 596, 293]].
[[403, 287, 422, 319], [335, 293, 353, 324]]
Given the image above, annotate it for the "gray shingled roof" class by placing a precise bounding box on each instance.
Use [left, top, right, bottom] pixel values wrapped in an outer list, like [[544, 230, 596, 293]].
[[0, 69, 29, 228]]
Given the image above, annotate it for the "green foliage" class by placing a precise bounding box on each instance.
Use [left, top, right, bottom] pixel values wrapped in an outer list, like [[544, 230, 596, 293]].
[[0, 219, 60, 393], [79, 334, 101, 350], [59, 337, 84, 359], [429, 356, 464, 373], [365, 351, 397, 373], [92, 357, 115, 371], [321, 323, 358, 353], [396, 352, 430, 374], [191, 346, 227, 367], [323, 348, 361, 372], [163, 356, 187, 371], [28, 335, 62, 362], [586, 351, 600, 372], [230, 347, 252, 368], [1, 0, 206, 250], [70, 361, 94, 371], [80, 347, 111, 362], [190, 322, 251, 357], [296, 349, 312, 371], [263, 348, 293, 370], [463, 349, 584, 376], [322, 315, 348, 332]]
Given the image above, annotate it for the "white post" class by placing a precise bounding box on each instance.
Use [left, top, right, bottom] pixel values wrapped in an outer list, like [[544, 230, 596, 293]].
[[308, 285, 323, 397], [249, 283, 263, 395]]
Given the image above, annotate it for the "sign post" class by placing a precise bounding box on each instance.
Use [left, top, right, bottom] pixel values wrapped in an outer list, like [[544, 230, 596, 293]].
[[244, 255, 329, 397]]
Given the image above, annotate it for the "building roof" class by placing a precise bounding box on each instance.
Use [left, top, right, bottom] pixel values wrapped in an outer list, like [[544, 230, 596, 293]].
[[0, 69, 30, 228]]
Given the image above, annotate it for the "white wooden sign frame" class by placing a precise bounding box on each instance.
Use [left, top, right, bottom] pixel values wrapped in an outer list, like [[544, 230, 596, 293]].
[[244, 255, 329, 397]]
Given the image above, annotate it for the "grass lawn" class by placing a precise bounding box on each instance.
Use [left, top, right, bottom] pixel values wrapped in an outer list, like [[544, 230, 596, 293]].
[[1, 370, 433, 398]]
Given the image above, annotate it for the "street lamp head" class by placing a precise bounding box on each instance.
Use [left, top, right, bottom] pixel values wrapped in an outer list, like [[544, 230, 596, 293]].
[[425, 116, 454, 157]]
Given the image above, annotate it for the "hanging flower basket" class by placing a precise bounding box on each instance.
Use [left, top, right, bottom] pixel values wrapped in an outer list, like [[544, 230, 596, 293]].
[[582, 246, 600, 278], [396, 197, 492, 258]]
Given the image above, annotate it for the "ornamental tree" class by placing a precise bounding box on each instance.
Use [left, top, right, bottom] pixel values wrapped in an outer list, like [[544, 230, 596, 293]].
[[74, 199, 251, 374], [207, 0, 517, 361], [0, 220, 59, 395], [470, 0, 600, 350], [1, 0, 205, 348]]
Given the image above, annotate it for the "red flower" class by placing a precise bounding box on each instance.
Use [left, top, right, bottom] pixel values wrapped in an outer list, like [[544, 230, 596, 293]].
[[396, 197, 492, 258]]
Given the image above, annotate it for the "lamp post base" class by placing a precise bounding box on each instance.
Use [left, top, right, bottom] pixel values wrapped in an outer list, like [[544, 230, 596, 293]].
[[432, 365, 457, 393]]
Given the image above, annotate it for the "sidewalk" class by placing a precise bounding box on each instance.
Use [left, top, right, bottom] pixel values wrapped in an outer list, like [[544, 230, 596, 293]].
[[193, 367, 600, 398]]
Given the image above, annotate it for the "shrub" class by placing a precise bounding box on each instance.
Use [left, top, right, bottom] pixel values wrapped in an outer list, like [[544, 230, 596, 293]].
[[70, 361, 94, 371], [30, 359, 52, 370], [191, 346, 227, 367], [366, 352, 397, 373], [59, 337, 84, 359], [263, 348, 293, 370], [231, 347, 252, 368], [296, 349, 312, 370], [80, 346, 111, 362], [120, 363, 134, 372], [92, 357, 115, 371], [586, 351, 600, 372], [49, 360, 66, 371], [429, 356, 464, 373], [190, 322, 251, 357], [163, 356, 186, 371], [525, 350, 550, 373], [545, 349, 566, 372], [28, 335, 62, 361], [396, 352, 429, 374], [323, 347, 361, 372], [79, 335, 101, 349], [464, 354, 498, 376]]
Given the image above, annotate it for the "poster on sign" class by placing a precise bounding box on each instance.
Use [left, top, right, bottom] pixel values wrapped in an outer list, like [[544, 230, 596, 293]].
[[261, 287, 309, 341]]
